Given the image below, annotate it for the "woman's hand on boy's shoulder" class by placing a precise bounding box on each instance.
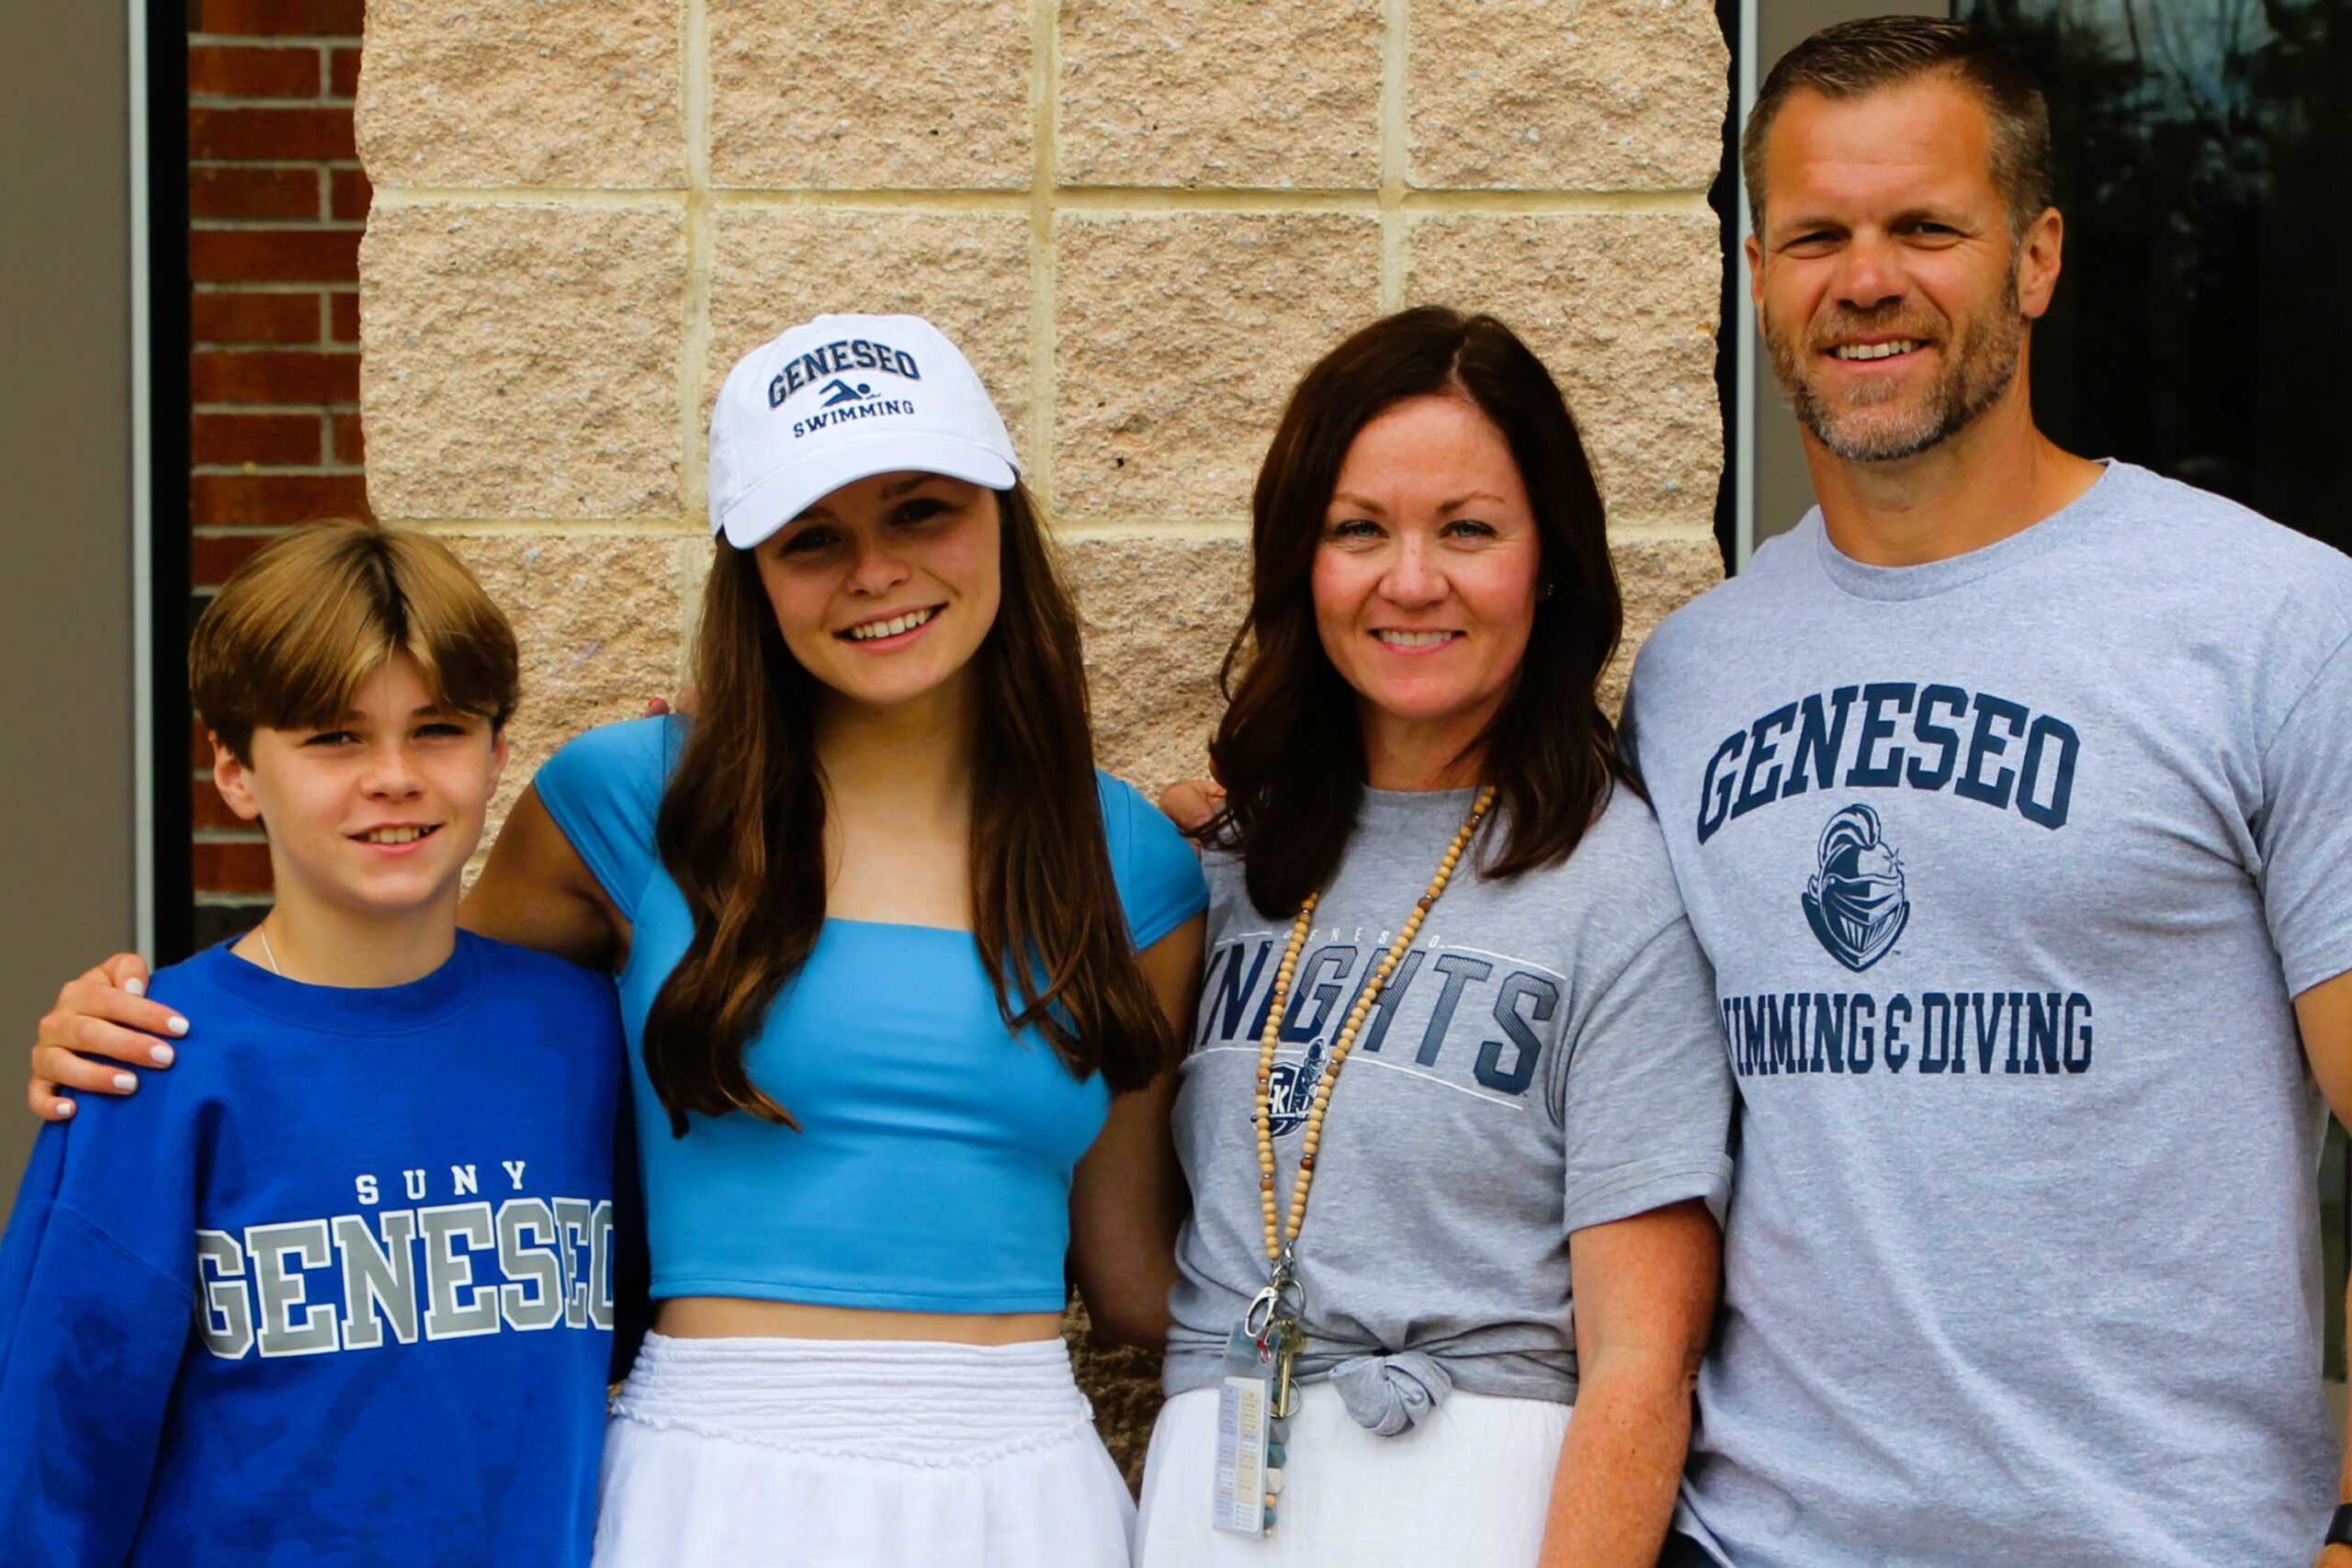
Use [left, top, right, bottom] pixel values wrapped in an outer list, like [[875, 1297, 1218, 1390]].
[[28, 953, 185, 1121]]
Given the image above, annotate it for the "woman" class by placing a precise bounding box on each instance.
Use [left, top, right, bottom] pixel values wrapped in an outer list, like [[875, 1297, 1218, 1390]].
[[1136, 307, 1733, 1566], [29, 313, 1205, 1568]]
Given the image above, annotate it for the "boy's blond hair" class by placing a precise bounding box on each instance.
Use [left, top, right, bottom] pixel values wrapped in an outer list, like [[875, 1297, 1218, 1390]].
[[191, 520, 520, 762]]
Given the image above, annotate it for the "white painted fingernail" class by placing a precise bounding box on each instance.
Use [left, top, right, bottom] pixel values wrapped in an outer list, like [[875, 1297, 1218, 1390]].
[[112, 1073, 137, 1093], [55, 1100, 74, 1119], [166, 1016, 188, 1037], [125, 976, 146, 997], [151, 1044, 175, 1066]]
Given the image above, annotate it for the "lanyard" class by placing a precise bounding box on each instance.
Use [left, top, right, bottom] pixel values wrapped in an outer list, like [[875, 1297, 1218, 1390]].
[[1214, 785, 1496, 1539]]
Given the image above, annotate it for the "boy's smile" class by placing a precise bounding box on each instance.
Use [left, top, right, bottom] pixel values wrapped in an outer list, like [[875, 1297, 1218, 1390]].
[[211, 652, 507, 977]]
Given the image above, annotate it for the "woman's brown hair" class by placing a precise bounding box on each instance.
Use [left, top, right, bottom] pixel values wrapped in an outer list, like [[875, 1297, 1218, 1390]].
[[1206, 306, 1637, 918], [639, 482, 1175, 1135]]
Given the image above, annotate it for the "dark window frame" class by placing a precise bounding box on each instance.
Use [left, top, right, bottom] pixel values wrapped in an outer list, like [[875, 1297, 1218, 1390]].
[[147, 0, 192, 964]]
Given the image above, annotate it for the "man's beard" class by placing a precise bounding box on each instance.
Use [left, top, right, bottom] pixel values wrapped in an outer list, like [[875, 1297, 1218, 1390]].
[[1766, 272, 2024, 463]]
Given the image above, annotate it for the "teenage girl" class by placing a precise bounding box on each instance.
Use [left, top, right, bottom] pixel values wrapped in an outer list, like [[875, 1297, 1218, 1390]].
[[29, 313, 1205, 1567]]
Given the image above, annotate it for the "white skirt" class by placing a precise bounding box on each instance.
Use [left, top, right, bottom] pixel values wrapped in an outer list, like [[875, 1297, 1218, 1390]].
[[1134, 1382, 1572, 1567], [594, 1331, 1134, 1568]]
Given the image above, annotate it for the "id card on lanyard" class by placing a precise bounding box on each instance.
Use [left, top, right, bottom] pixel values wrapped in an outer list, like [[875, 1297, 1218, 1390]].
[[1212, 1312, 1294, 1536]]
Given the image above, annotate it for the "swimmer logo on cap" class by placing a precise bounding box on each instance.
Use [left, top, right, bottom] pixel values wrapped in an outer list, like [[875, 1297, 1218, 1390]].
[[707, 312, 1019, 551]]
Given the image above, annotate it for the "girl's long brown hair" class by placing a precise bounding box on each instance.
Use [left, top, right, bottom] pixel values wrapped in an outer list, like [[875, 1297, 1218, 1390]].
[[639, 483, 1175, 1135], [1206, 306, 1639, 918]]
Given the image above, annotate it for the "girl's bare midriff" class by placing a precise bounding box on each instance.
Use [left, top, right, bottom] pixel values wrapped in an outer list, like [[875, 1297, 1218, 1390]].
[[655, 1296, 1065, 1345]]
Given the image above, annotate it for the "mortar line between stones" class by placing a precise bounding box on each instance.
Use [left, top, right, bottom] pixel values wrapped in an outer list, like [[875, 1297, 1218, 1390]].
[[372, 186, 1715, 218], [1054, 187, 1372, 211], [1051, 189, 1712, 217], [679, 0, 715, 545], [716, 187, 1036, 212], [1027, 0, 1060, 510], [1399, 188, 1713, 215], [1379, 0, 1408, 308], [370, 188, 692, 209]]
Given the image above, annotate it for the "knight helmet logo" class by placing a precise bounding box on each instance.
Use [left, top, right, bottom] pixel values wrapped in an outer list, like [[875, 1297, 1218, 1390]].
[[1263, 1038, 1327, 1138], [1802, 803, 1909, 972]]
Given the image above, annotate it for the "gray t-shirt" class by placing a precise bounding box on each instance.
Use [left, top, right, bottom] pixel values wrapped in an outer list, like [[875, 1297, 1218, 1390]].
[[1163, 784, 1734, 1432], [1623, 463, 2352, 1567]]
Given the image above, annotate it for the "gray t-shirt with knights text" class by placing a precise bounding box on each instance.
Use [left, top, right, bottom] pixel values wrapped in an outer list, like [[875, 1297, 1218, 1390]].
[[1623, 462, 2352, 1567], [1162, 784, 1734, 1434]]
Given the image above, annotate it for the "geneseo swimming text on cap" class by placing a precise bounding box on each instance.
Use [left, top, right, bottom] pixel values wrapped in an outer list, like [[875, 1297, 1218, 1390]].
[[767, 338, 923, 407], [710, 312, 1017, 549], [788, 389, 917, 441]]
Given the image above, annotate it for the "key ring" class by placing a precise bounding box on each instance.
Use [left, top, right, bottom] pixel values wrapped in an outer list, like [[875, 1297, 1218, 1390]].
[[1244, 1258, 1308, 1338], [1273, 1246, 1306, 1320]]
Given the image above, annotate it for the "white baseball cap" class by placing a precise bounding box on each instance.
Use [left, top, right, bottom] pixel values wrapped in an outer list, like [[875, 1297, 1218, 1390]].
[[707, 312, 1020, 550]]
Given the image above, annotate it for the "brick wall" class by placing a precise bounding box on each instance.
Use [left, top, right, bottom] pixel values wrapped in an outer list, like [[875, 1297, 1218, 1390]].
[[187, 0, 370, 947]]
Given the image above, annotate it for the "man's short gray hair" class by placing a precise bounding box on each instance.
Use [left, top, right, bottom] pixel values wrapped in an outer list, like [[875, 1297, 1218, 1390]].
[[1746, 16, 2055, 243]]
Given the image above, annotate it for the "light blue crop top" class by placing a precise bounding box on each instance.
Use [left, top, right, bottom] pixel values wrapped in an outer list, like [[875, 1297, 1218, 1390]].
[[533, 716, 1208, 1313]]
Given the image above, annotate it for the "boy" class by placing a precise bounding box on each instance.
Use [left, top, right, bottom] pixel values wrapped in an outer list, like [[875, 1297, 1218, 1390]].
[[0, 522, 628, 1564]]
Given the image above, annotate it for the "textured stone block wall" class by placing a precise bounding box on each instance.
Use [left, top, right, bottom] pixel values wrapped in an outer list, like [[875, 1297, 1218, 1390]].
[[356, 0, 1729, 1482]]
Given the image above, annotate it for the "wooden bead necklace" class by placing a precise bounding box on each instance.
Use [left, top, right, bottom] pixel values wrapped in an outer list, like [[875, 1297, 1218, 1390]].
[[1253, 784, 1497, 1267], [1217, 786, 1495, 1539]]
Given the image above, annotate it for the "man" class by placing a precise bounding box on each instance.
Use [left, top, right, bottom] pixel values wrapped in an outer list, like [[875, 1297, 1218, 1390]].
[[1626, 17, 2352, 1566]]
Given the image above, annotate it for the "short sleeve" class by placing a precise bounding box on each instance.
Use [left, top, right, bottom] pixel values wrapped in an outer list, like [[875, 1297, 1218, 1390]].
[[531, 716, 679, 921], [2257, 629, 2352, 997], [1617, 652, 1653, 794], [1096, 773, 1210, 952], [1554, 916, 1734, 1235]]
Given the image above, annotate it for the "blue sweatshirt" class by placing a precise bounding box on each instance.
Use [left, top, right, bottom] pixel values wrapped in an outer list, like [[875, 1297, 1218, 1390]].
[[0, 932, 627, 1566]]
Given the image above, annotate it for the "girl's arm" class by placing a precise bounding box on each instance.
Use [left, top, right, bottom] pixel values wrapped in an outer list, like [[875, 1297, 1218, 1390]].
[[1536, 1199, 1721, 1567], [28, 784, 626, 1118], [1066, 912, 1204, 1347], [463, 784, 629, 969]]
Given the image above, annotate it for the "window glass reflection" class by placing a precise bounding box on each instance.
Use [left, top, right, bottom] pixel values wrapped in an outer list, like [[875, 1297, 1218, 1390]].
[[1962, 0, 2350, 558]]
